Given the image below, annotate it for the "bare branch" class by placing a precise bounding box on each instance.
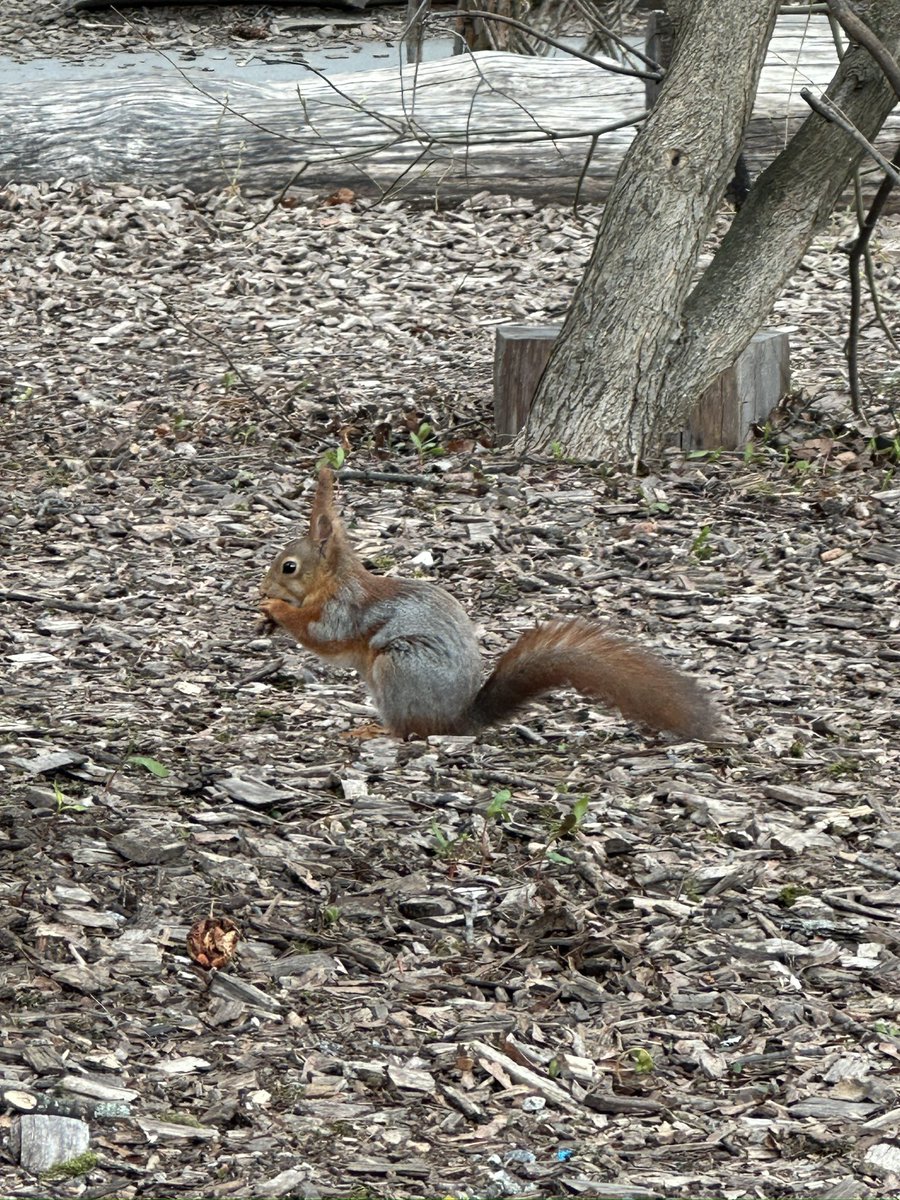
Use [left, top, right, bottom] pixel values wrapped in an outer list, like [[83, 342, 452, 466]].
[[842, 138, 900, 412], [573, 133, 600, 212], [562, 0, 664, 72], [799, 87, 900, 182], [161, 302, 267, 404], [447, 9, 662, 79]]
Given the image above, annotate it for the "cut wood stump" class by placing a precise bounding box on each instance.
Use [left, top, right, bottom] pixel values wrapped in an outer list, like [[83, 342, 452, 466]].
[[677, 328, 791, 451], [16, 1114, 90, 1174], [492, 323, 561, 443], [493, 324, 790, 450]]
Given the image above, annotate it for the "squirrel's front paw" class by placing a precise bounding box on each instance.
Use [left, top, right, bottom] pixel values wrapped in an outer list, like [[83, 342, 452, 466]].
[[258, 598, 289, 635]]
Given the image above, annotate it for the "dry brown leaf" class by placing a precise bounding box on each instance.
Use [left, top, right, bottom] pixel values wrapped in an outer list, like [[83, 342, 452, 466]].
[[187, 917, 241, 971]]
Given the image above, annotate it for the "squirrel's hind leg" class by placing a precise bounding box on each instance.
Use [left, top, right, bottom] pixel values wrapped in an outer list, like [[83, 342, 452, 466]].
[[366, 640, 480, 738]]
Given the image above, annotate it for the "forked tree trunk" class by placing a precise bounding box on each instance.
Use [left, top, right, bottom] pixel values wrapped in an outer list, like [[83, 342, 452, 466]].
[[522, 0, 900, 461]]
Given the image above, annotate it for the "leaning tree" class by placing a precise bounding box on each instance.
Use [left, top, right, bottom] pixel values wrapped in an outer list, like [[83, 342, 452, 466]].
[[520, 0, 900, 461]]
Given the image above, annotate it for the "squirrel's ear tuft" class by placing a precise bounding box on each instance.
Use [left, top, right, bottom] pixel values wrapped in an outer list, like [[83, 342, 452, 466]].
[[311, 510, 335, 550], [316, 467, 335, 500], [309, 467, 337, 534]]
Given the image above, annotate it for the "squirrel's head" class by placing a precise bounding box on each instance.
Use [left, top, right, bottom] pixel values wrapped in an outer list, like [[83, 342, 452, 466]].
[[260, 468, 352, 603], [260, 537, 325, 604]]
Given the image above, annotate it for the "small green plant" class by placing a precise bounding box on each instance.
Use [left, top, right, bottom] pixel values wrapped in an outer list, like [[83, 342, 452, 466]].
[[556, 794, 590, 838], [14, 383, 35, 403], [53, 781, 88, 814], [868, 433, 900, 464], [409, 422, 443, 460], [826, 758, 858, 779], [758, 420, 776, 445], [742, 439, 769, 465], [681, 876, 701, 902], [127, 755, 171, 778], [691, 524, 714, 561], [550, 440, 565, 461], [222, 370, 238, 391], [44, 464, 73, 486], [158, 1111, 204, 1128], [541, 795, 591, 865], [744, 479, 777, 499], [322, 905, 342, 926], [318, 445, 346, 471], [234, 423, 258, 446], [431, 821, 458, 858], [41, 1151, 98, 1181], [486, 788, 512, 821], [628, 1047, 655, 1074], [778, 884, 809, 907]]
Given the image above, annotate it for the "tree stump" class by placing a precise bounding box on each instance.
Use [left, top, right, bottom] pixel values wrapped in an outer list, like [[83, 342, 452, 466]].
[[16, 1114, 90, 1174], [492, 324, 561, 443], [493, 324, 790, 450], [677, 328, 791, 450]]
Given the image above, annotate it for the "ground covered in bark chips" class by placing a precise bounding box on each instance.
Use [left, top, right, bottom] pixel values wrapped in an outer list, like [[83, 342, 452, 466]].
[[2, 7, 900, 1195], [2, 180, 899, 1200]]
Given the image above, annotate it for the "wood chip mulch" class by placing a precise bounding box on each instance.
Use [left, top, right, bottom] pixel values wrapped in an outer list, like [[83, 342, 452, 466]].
[[1, 174, 899, 1198]]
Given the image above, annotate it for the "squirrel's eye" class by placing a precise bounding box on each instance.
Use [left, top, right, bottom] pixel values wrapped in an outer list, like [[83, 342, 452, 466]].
[[282, 560, 298, 576]]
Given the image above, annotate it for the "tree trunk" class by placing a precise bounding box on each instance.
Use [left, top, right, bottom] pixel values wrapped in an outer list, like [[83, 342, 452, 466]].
[[522, 0, 900, 461]]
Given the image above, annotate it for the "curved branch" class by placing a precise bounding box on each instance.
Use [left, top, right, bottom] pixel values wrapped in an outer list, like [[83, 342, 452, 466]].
[[826, 0, 900, 99]]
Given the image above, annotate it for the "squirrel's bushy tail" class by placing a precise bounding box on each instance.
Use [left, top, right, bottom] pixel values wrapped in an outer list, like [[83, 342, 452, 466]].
[[465, 619, 717, 740]]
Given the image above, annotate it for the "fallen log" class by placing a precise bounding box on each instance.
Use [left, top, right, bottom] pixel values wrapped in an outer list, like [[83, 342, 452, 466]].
[[0, 52, 647, 199], [3, 16, 898, 200]]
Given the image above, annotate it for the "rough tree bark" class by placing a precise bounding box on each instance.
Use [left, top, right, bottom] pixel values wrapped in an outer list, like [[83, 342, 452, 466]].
[[523, 0, 900, 461]]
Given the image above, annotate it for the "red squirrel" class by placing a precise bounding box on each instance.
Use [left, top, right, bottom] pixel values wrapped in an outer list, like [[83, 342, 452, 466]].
[[259, 469, 719, 740]]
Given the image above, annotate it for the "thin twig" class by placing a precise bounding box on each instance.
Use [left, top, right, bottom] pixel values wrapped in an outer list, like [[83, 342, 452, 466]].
[[824, 0, 900, 404], [559, 0, 663, 71], [109, 6, 305, 146], [447, 9, 662, 79], [842, 138, 900, 412], [161, 301, 267, 405], [824, 5, 867, 416], [0, 591, 105, 614], [401, 0, 429, 65], [430, 113, 649, 147], [862, 231, 900, 356], [335, 469, 445, 488], [250, 162, 311, 230], [799, 88, 900, 183], [573, 133, 600, 213]]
